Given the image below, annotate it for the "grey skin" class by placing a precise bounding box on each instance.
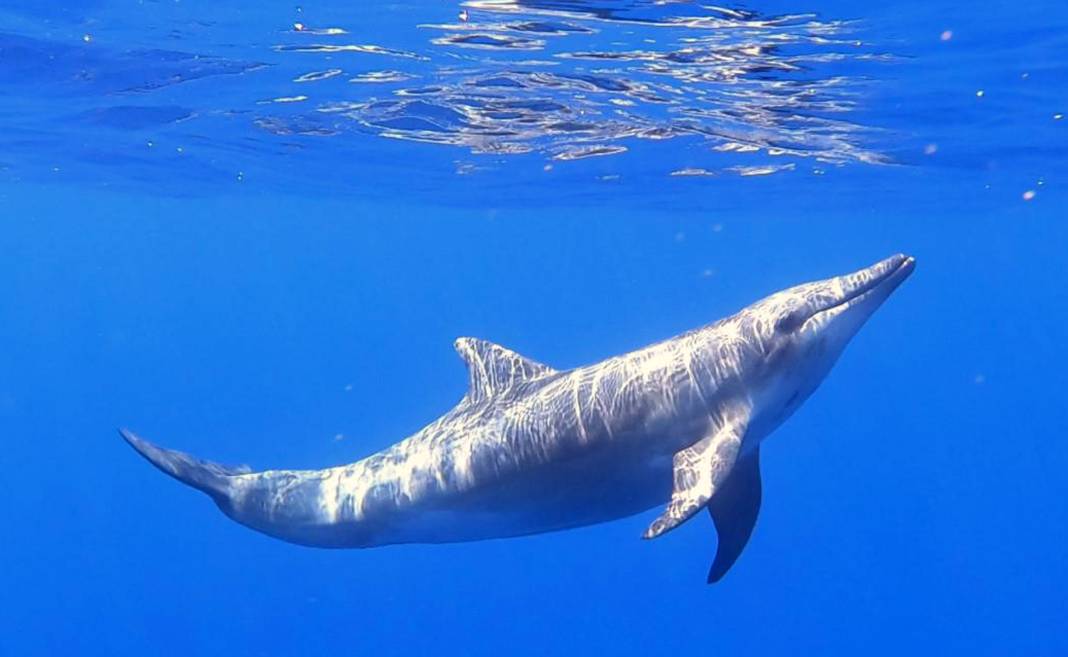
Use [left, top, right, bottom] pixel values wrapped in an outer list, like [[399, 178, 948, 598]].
[[123, 254, 914, 583]]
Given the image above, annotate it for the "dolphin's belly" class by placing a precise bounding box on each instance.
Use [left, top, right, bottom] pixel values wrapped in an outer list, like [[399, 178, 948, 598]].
[[368, 440, 676, 545]]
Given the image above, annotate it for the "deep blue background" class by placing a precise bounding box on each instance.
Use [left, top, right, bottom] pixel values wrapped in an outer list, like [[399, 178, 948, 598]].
[[1, 1, 1066, 656]]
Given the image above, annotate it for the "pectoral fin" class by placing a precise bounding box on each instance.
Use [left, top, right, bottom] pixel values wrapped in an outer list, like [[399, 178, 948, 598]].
[[706, 447, 762, 583], [642, 417, 746, 540]]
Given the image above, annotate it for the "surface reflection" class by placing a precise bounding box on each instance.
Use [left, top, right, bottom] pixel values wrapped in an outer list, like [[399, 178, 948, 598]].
[[262, 0, 892, 175]]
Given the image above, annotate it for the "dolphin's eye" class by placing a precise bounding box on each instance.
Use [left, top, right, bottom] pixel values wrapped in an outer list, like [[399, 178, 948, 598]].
[[776, 310, 805, 333]]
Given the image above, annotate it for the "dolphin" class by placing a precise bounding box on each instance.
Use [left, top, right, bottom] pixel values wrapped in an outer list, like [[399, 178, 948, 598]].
[[122, 254, 914, 582]]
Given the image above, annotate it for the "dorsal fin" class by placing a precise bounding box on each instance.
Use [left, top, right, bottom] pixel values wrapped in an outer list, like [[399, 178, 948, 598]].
[[454, 337, 556, 402]]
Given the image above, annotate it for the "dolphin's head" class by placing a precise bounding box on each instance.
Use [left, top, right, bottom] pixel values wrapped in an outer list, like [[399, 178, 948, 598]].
[[732, 253, 915, 432]]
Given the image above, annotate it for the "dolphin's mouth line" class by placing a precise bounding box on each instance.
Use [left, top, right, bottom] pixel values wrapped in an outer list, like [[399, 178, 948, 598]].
[[809, 255, 916, 321]]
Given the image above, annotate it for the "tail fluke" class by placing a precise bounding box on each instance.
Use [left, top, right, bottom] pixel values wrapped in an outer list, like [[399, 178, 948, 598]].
[[119, 428, 251, 500]]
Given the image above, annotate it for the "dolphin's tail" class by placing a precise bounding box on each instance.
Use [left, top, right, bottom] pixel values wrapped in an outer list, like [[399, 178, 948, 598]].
[[119, 428, 251, 500]]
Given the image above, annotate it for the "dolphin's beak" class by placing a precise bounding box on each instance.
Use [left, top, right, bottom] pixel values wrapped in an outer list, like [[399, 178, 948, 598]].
[[801, 254, 915, 332], [817, 254, 914, 313], [840, 253, 915, 304]]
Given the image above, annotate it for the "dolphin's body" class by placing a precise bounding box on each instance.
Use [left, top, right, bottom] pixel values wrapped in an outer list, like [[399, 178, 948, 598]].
[[123, 254, 914, 582]]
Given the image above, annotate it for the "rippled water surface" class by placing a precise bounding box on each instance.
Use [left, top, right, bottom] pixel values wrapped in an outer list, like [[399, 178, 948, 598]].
[[2, 0, 1064, 200], [270, 2, 889, 168]]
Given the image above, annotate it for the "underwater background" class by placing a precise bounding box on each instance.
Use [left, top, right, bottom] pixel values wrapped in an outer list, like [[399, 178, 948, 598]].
[[1, 0, 1065, 655]]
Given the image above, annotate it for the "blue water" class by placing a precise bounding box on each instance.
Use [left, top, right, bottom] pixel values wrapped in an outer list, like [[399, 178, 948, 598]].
[[1, 1, 1066, 655]]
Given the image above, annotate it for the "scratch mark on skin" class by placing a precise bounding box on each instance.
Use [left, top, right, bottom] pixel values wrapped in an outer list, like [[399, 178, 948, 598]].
[[589, 364, 615, 441], [572, 374, 589, 443], [683, 344, 716, 427]]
